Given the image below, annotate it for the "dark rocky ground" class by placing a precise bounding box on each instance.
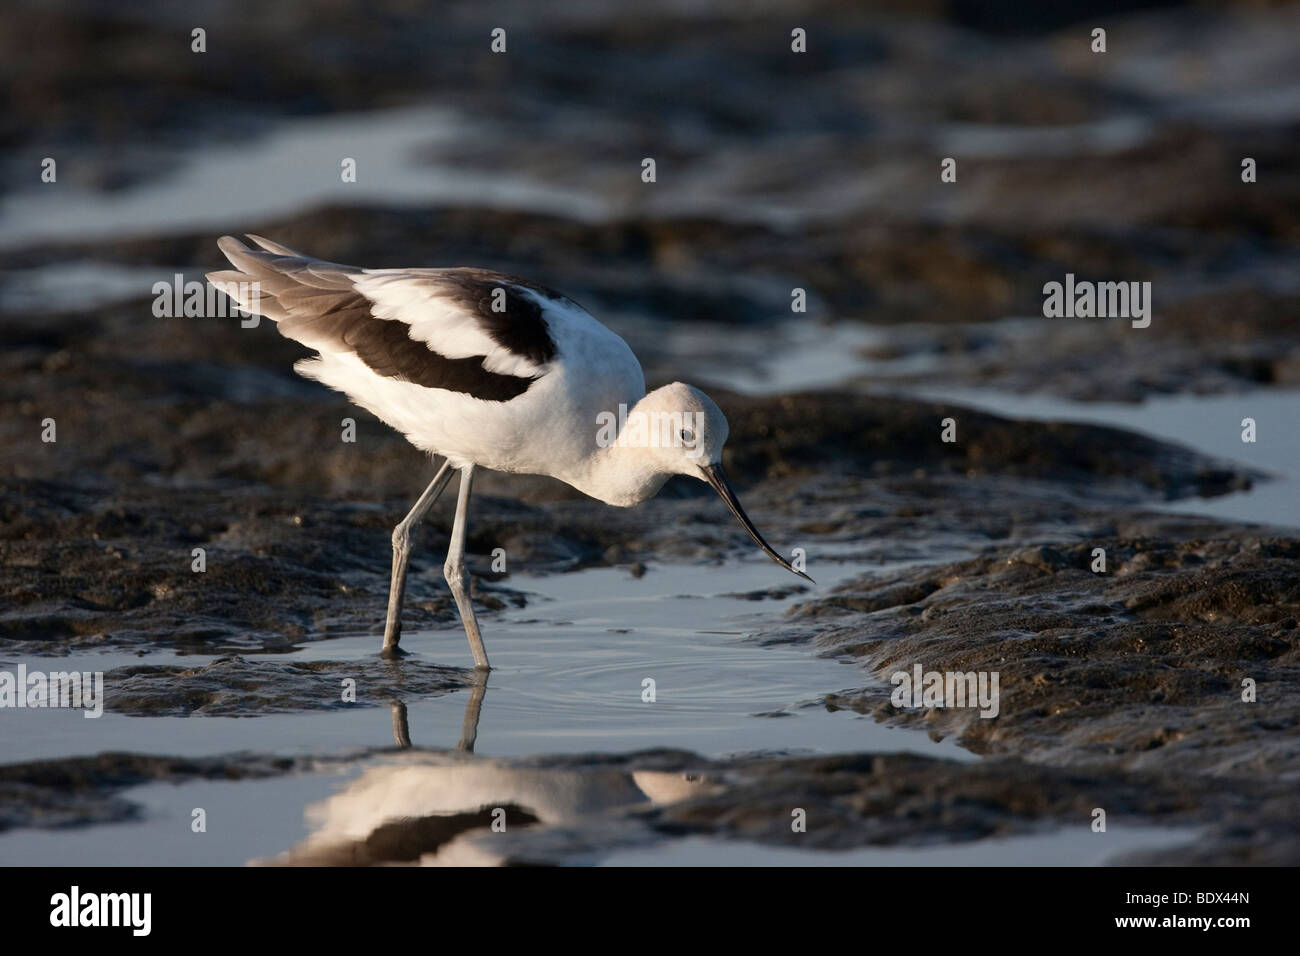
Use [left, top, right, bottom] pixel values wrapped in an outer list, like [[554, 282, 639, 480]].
[[802, 530, 1300, 777], [1, 0, 1298, 864]]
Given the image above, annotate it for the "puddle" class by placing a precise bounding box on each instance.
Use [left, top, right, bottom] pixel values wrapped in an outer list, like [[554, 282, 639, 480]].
[[0, 560, 969, 766], [895, 386, 1300, 528], [0, 767, 362, 867], [678, 320, 940, 397], [0, 556, 986, 865]]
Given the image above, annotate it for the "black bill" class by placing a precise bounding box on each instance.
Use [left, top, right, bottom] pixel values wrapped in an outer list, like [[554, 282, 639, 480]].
[[701, 463, 814, 583]]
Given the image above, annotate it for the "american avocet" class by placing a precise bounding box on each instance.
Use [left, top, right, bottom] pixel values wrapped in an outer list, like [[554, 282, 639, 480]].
[[209, 235, 810, 670]]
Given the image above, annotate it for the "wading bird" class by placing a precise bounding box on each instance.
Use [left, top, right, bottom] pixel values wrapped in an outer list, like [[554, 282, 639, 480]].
[[209, 236, 810, 670]]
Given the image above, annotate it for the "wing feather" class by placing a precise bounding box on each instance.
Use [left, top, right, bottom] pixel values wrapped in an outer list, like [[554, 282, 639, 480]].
[[207, 235, 561, 401]]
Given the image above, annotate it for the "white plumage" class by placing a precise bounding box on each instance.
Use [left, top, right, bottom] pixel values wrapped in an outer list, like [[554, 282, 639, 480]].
[[351, 271, 550, 378]]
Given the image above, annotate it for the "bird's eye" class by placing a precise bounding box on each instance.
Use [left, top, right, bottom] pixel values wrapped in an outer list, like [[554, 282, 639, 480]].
[[680, 428, 695, 445]]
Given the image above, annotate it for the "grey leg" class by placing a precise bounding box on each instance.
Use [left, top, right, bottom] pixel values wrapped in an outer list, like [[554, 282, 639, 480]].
[[444, 465, 490, 670], [381, 459, 455, 655]]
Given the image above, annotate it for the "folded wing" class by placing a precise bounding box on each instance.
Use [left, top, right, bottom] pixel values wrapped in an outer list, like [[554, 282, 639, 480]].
[[207, 235, 560, 402]]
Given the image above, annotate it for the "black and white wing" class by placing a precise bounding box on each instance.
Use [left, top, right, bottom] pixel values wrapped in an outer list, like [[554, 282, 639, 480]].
[[207, 235, 566, 401]]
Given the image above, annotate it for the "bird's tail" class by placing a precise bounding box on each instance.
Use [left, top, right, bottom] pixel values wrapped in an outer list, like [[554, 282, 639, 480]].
[[205, 234, 312, 322]]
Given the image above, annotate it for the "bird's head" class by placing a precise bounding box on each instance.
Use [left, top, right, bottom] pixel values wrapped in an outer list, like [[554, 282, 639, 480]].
[[633, 382, 813, 584]]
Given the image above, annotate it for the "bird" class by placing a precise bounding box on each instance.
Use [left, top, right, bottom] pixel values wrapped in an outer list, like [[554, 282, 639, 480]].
[[208, 235, 811, 670]]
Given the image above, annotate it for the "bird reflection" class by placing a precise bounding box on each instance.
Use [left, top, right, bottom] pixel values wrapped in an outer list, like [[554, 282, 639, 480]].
[[258, 758, 714, 866], [257, 671, 713, 866], [389, 669, 487, 752]]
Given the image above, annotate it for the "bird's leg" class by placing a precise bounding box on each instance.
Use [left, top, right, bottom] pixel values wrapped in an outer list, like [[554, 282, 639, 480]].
[[444, 465, 491, 670], [381, 459, 455, 655]]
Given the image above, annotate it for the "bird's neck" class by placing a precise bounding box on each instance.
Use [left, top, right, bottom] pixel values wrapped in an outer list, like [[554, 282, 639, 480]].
[[574, 443, 671, 507]]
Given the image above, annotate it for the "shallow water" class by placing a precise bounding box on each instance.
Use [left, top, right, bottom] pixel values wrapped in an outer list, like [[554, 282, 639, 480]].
[[680, 320, 941, 396], [0, 557, 981, 865], [896, 386, 1300, 529], [0, 560, 970, 767], [0, 769, 359, 866]]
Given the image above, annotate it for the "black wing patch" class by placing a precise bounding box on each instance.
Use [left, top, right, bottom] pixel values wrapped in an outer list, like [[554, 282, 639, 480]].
[[209, 237, 561, 403], [322, 292, 542, 401], [432, 269, 562, 366]]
